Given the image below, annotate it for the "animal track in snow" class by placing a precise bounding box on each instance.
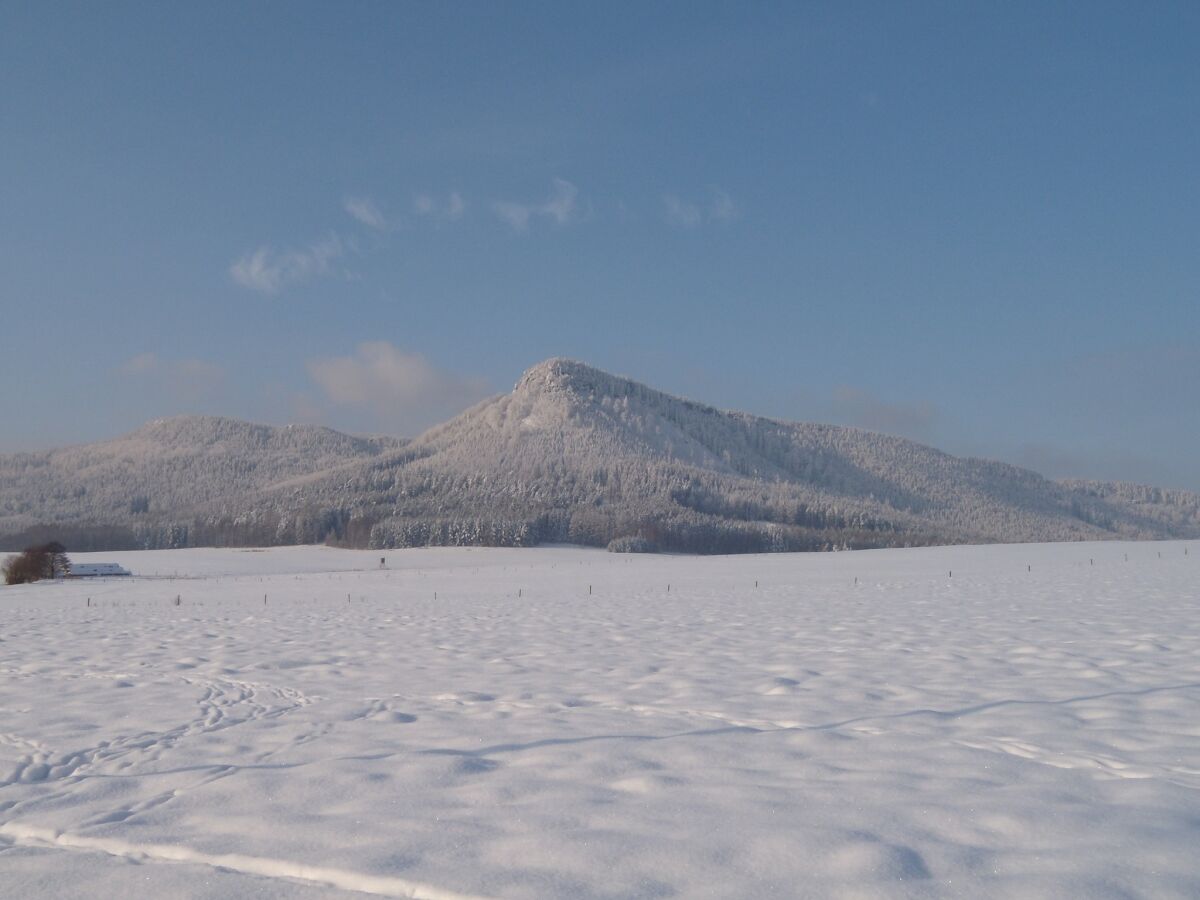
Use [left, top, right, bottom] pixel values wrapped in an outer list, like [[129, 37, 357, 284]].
[[1, 676, 312, 788]]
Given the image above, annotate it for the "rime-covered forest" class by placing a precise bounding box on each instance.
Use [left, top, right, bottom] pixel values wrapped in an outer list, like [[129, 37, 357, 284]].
[[0, 417, 404, 550], [3, 359, 1198, 553]]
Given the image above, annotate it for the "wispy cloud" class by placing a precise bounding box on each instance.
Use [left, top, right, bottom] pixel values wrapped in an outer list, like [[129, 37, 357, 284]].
[[664, 188, 737, 227], [119, 352, 160, 376], [828, 385, 938, 439], [1009, 442, 1197, 491], [493, 202, 532, 232], [663, 195, 702, 228], [230, 235, 345, 295], [493, 178, 578, 233], [710, 189, 735, 221], [307, 342, 492, 435], [414, 191, 466, 222], [119, 352, 226, 398], [343, 196, 387, 230]]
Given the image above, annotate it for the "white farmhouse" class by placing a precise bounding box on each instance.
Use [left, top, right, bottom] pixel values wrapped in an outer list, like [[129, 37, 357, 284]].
[[68, 563, 132, 578]]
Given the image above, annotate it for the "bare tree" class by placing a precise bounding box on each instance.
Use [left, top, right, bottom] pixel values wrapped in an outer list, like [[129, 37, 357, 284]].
[[2, 542, 71, 585]]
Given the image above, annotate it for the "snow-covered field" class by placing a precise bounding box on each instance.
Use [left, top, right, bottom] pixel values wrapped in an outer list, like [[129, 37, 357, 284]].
[[2, 542, 1198, 899]]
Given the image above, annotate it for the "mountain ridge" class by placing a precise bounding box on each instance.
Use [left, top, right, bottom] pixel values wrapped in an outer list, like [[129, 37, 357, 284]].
[[0, 416, 407, 550], [2, 359, 1198, 552]]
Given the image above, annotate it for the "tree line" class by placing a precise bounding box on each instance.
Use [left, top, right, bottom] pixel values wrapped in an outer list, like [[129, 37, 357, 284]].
[[3, 542, 71, 585]]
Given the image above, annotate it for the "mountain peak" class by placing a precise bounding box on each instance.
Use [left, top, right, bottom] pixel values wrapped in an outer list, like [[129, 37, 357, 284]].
[[513, 358, 661, 406], [5, 358, 1199, 554], [515, 357, 601, 392]]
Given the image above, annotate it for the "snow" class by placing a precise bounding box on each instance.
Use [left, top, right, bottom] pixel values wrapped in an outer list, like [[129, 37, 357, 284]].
[[2, 541, 1198, 898]]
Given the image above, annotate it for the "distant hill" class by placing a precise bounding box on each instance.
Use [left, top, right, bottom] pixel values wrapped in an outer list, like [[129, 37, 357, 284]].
[[2, 361, 1198, 552], [0, 417, 405, 549]]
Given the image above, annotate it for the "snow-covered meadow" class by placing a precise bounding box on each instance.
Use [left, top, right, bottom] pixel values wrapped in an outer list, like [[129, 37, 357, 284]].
[[2, 541, 1198, 899]]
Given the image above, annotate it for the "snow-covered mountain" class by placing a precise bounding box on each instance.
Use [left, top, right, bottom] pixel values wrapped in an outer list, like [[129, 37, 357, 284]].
[[0, 417, 404, 549], [294, 358, 1200, 551], [3, 360, 1198, 552]]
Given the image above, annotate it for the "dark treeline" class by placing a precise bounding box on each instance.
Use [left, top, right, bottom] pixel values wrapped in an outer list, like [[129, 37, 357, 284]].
[[3, 541, 71, 584], [0, 523, 141, 552], [3, 504, 947, 556], [366, 507, 946, 555]]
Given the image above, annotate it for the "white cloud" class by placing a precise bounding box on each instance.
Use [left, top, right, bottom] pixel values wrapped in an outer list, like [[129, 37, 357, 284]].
[[492, 201, 532, 232], [119, 352, 225, 398], [307, 342, 492, 435], [230, 235, 344, 295], [710, 189, 736, 221], [414, 191, 466, 222], [493, 201, 533, 232], [493, 178, 578, 232], [119, 352, 159, 376], [343, 196, 387, 230], [829, 385, 937, 439], [664, 188, 737, 227], [663, 194, 703, 228], [541, 178, 577, 224]]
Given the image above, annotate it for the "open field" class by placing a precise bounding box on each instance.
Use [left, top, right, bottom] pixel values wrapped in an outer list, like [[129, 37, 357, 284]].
[[2, 541, 1198, 898]]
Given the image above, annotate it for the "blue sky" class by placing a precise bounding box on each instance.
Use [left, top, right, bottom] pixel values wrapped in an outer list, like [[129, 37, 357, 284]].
[[2, 2, 1198, 489]]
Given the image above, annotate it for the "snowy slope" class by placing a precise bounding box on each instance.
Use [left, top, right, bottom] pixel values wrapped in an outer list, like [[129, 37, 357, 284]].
[[3, 360, 1199, 552], [1, 541, 1198, 898], [0, 417, 405, 549], [296, 359, 1200, 550]]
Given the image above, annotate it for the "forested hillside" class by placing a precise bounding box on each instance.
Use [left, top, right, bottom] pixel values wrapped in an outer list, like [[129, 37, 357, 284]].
[[0, 417, 404, 549], [285, 359, 1200, 552], [3, 361, 1198, 553]]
